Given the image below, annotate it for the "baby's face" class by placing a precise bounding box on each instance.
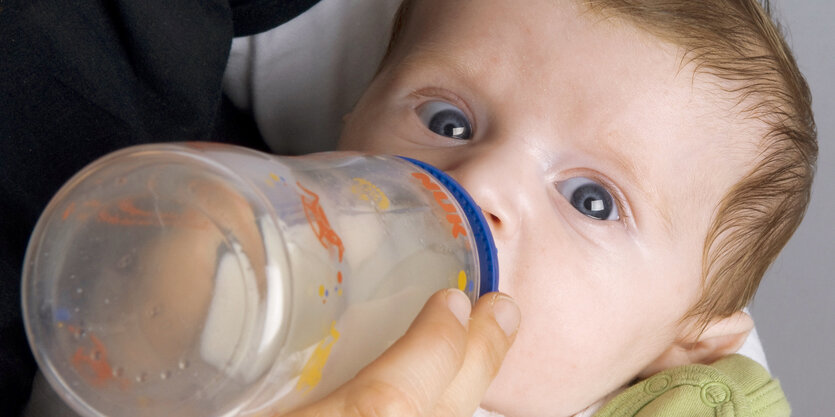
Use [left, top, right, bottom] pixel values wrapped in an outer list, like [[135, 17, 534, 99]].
[[339, 0, 755, 415]]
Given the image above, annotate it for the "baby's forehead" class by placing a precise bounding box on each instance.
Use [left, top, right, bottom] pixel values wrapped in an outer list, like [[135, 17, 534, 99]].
[[388, 0, 763, 229], [604, 80, 762, 234]]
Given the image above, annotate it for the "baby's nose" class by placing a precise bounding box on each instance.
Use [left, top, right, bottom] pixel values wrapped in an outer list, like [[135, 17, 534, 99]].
[[443, 148, 525, 241], [481, 208, 503, 230]]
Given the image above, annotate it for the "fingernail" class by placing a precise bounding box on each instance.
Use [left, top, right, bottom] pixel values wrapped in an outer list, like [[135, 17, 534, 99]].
[[446, 289, 472, 328], [492, 295, 520, 337]]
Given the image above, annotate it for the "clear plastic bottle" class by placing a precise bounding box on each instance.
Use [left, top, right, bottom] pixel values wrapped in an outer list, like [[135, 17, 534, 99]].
[[22, 143, 497, 417]]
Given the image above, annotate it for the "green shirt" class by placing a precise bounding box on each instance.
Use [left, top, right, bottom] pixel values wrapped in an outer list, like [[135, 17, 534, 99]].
[[594, 354, 790, 416]]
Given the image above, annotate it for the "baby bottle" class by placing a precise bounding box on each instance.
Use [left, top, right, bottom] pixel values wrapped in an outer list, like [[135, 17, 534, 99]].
[[21, 142, 497, 417]]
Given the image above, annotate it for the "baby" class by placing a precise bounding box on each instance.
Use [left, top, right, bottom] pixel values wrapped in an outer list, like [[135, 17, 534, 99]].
[[336, 0, 816, 415], [22, 0, 816, 416]]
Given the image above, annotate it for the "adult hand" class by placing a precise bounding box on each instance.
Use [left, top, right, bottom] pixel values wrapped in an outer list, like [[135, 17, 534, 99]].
[[286, 289, 520, 417]]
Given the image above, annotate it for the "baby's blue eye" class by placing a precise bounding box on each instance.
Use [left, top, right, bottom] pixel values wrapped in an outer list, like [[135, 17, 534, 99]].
[[556, 177, 620, 221], [417, 101, 473, 140]]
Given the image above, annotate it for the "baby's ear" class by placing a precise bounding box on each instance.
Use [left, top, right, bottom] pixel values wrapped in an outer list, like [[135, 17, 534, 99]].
[[638, 311, 754, 378]]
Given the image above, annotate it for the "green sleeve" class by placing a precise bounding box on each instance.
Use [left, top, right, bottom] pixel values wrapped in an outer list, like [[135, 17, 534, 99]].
[[593, 354, 790, 417]]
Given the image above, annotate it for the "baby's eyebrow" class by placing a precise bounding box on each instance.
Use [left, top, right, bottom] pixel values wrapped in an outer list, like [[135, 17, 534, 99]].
[[597, 138, 674, 234], [398, 46, 486, 84]]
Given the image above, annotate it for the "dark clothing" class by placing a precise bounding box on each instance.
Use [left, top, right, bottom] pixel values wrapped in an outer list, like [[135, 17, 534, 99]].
[[0, 1, 320, 414]]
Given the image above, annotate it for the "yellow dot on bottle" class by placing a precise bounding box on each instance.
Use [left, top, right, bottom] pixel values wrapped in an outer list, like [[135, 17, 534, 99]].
[[351, 178, 391, 210], [338, 288, 343, 296], [457, 270, 467, 291], [318, 285, 325, 297]]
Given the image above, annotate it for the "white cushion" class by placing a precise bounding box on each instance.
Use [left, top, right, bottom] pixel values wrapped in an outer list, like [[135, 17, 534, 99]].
[[224, 0, 403, 155]]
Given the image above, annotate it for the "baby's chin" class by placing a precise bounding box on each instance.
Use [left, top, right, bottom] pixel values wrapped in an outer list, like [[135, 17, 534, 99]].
[[479, 396, 608, 417], [480, 379, 601, 417]]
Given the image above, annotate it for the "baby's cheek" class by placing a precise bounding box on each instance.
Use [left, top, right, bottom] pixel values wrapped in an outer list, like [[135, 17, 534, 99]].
[[481, 296, 620, 415], [486, 257, 682, 415]]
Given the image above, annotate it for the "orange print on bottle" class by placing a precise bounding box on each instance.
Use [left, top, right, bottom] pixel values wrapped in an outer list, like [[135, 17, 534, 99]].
[[297, 182, 345, 262], [61, 200, 101, 222], [62, 198, 208, 229], [68, 328, 130, 390], [411, 172, 467, 239]]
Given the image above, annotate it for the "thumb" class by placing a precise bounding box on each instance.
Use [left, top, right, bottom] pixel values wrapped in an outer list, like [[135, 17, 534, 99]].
[[429, 292, 519, 417]]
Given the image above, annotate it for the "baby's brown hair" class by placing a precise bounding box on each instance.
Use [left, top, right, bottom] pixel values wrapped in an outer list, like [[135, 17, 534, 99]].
[[384, 0, 817, 330]]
